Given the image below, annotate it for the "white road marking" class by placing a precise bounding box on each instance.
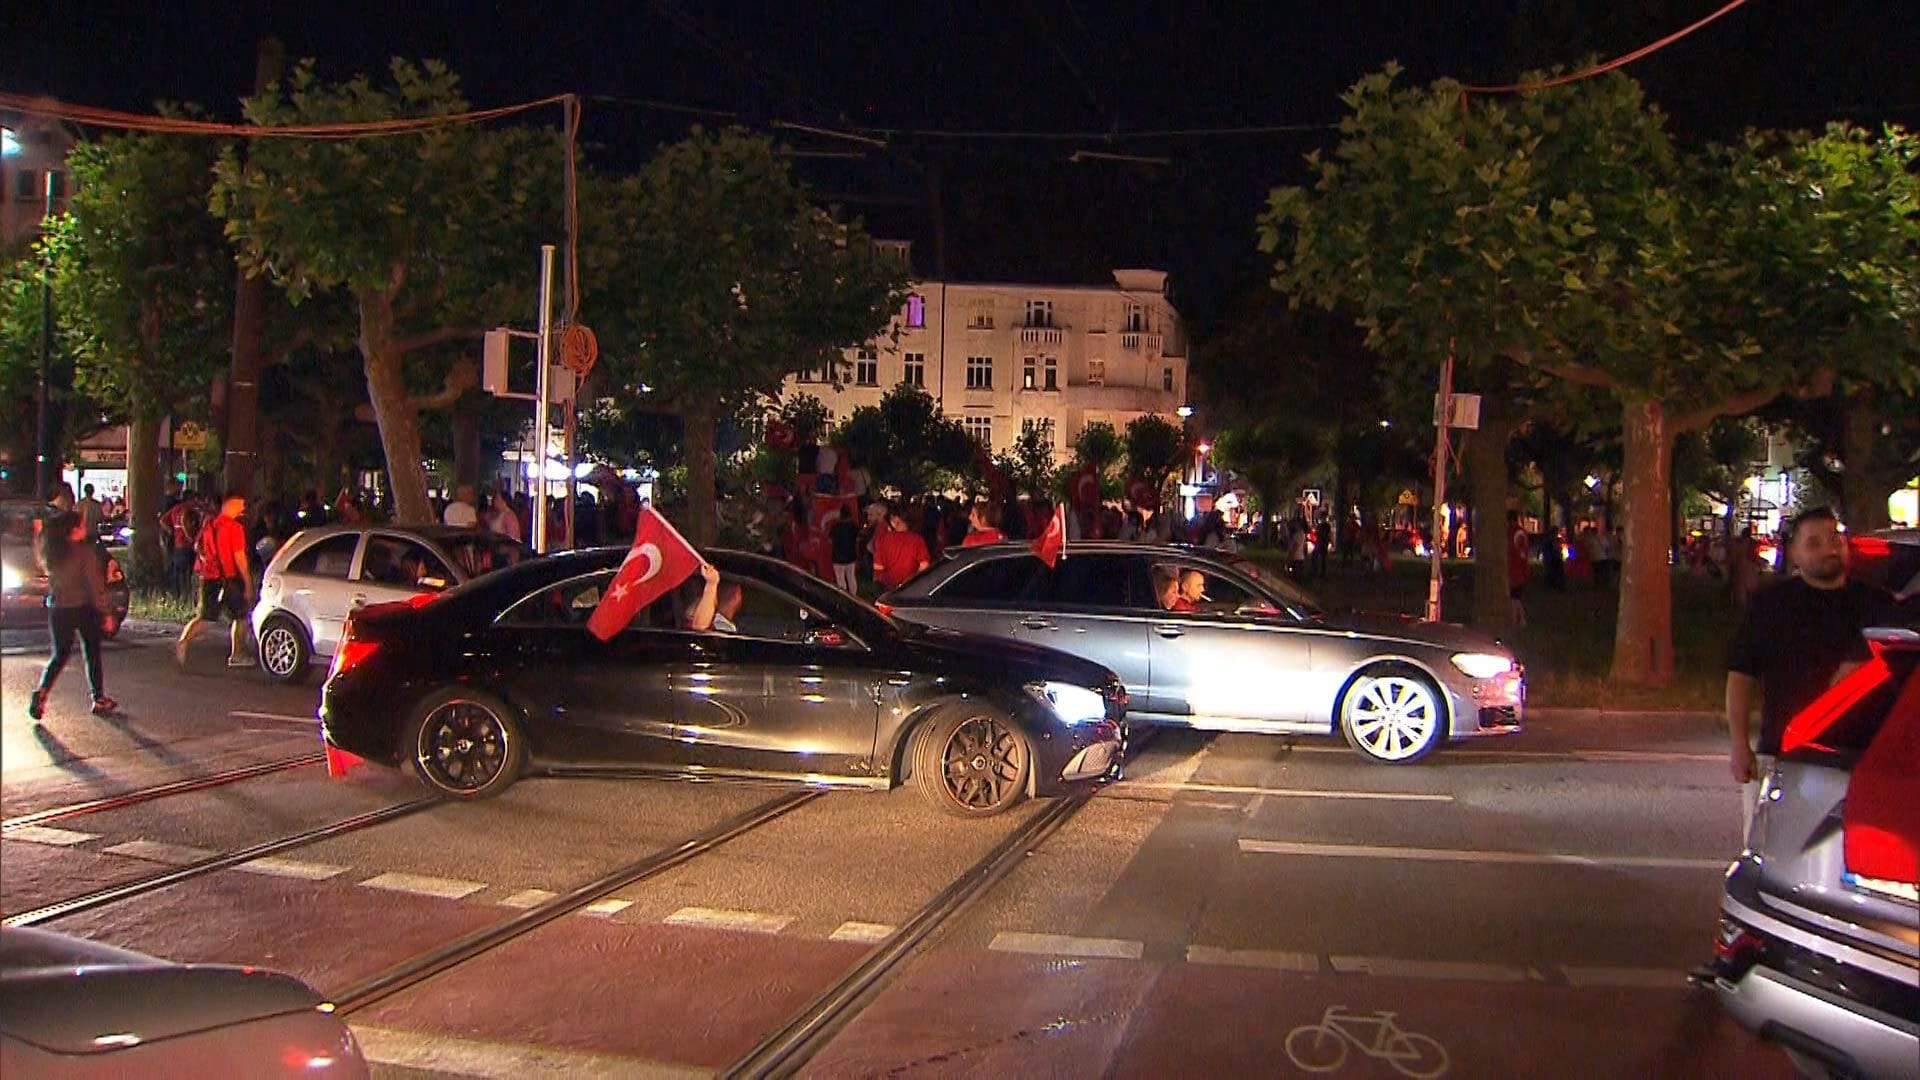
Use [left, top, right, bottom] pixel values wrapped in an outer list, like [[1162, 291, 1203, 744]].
[[498, 888, 558, 909], [1331, 955, 1536, 983], [1186, 945, 1320, 973], [663, 906, 793, 935], [1239, 838, 1730, 871], [1561, 965, 1692, 988], [4, 825, 98, 846], [1283, 744, 1716, 764], [227, 710, 316, 725], [103, 839, 213, 864], [358, 872, 487, 901], [580, 898, 633, 918], [1131, 781, 1452, 803], [989, 931, 1145, 960], [829, 921, 896, 944], [351, 1025, 707, 1080], [235, 857, 347, 881]]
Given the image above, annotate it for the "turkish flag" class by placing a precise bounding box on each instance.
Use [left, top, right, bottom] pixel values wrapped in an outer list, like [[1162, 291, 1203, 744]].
[[1032, 504, 1066, 569], [586, 507, 702, 641]]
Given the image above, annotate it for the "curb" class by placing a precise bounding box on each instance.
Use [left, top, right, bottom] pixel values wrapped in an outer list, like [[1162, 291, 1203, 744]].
[[1528, 707, 1720, 721]]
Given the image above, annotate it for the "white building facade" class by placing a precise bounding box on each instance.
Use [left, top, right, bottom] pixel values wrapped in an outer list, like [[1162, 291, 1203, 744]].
[[784, 266, 1188, 457]]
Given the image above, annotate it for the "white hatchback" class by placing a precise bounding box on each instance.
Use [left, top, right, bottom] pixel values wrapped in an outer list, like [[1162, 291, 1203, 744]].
[[251, 525, 531, 683]]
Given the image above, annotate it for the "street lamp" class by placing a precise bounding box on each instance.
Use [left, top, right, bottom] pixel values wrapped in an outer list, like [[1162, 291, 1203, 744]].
[[1176, 405, 1193, 419], [36, 168, 55, 503]]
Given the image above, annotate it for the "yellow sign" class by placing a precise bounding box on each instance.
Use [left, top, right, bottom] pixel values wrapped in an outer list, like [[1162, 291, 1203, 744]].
[[173, 421, 209, 451], [1397, 489, 1418, 507]]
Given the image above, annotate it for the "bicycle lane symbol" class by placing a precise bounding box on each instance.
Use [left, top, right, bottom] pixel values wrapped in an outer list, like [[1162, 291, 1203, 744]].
[[1285, 1005, 1450, 1078]]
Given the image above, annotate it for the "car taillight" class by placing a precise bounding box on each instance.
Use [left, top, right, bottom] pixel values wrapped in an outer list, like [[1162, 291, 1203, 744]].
[[875, 602, 894, 617], [1713, 918, 1765, 965], [407, 591, 439, 609], [328, 639, 379, 680]]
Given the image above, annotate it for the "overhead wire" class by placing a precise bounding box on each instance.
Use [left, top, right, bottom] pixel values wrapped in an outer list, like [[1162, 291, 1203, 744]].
[[1461, 0, 1751, 95]]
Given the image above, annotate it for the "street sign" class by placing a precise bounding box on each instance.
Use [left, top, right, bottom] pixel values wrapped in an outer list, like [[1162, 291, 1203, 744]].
[[1301, 487, 1323, 506], [172, 421, 209, 451], [483, 329, 511, 394], [1434, 392, 1482, 430], [1397, 489, 1419, 507]]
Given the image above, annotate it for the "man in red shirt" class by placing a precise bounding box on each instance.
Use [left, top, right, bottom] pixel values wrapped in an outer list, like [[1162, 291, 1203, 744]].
[[157, 494, 203, 596], [872, 506, 931, 590], [177, 493, 255, 669], [960, 502, 1004, 548], [1506, 510, 1531, 628]]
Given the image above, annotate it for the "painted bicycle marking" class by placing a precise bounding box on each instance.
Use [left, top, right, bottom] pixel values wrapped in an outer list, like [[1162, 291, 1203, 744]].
[[1285, 1006, 1449, 1078]]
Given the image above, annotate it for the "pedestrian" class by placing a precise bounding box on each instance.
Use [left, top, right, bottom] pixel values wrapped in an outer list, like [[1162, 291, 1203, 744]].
[[1506, 510, 1530, 627], [442, 483, 479, 527], [176, 492, 255, 670], [27, 512, 118, 720], [157, 492, 201, 596], [960, 502, 1004, 548], [828, 508, 861, 593], [1729, 526, 1763, 611], [1311, 514, 1330, 578], [486, 488, 522, 540], [77, 483, 104, 536], [873, 506, 932, 591], [1725, 507, 1896, 839], [1289, 516, 1310, 578], [1543, 526, 1567, 591]]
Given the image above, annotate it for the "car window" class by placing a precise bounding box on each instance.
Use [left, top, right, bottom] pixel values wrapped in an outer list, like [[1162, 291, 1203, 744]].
[[934, 556, 1048, 604], [438, 534, 532, 579], [500, 570, 616, 626], [1145, 561, 1266, 616], [1044, 555, 1138, 609], [727, 577, 833, 642], [285, 534, 359, 579], [360, 536, 456, 591]]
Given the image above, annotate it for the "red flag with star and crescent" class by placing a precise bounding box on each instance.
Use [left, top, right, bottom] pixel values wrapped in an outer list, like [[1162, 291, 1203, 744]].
[[1032, 503, 1066, 569], [586, 507, 703, 641]]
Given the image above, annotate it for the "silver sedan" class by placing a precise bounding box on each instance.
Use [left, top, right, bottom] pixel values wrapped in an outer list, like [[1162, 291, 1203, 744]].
[[878, 542, 1524, 764]]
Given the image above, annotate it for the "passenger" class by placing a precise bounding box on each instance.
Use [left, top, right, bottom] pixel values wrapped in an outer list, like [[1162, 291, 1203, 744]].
[[1179, 569, 1209, 608], [1154, 567, 1195, 613], [683, 563, 744, 633]]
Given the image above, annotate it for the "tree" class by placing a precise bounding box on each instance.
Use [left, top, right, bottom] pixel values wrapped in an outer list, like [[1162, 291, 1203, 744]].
[[210, 58, 563, 523], [1263, 67, 1917, 684], [995, 420, 1057, 500], [1210, 421, 1324, 541], [56, 131, 234, 582], [831, 384, 974, 499], [1124, 414, 1188, 494], [587, 128, 907, 544]]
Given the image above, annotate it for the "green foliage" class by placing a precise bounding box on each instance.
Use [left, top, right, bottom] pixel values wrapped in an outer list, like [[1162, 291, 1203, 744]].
[[830, 384, 974, 497], [1070, 421, 1123, 471], [994, 420, 1057, 500], [0, 242, 90, 480], [1123, 414, 1187, 486], [776, 393, 832, 446]]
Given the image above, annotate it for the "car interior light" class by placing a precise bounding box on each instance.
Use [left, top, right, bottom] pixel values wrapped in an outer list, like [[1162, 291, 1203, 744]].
[[1029, 681, 1107, 725], [1450, 652, 1514, 679]]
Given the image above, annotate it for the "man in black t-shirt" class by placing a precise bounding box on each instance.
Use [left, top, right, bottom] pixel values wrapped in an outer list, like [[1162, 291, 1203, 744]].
[[1725, 507, 1895, 835], [828, 509, 861, 595]]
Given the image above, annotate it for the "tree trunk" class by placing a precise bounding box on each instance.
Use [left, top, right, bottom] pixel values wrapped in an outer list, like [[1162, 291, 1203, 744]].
[[358, 291, 431, 524], [220, 38, 281, 499], [452, 392, 482, 489], [1610, 399, 1676, 687], [126, 411, 165, 588], [1840, 396, 1893, 533], [682, 398, 719, 548], [1469, 411, 1512, 632]]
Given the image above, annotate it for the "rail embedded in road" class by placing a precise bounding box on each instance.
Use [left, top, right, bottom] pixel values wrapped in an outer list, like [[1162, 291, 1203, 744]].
[[1, 753, 327, 832]]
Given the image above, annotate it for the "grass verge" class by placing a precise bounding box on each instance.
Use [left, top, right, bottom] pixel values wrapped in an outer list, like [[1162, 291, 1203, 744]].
[[127, 588, 198, 624]]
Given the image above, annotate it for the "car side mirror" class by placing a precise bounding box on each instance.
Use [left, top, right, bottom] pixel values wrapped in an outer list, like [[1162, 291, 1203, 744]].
[[804, 627, 848, 648]]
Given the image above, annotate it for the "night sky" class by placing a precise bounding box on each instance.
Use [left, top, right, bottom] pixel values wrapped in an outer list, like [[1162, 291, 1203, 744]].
[[6, 1, 1915, 329]]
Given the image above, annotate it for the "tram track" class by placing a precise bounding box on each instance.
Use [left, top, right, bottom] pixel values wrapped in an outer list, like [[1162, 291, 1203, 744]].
[[1, 752, 326, 833]]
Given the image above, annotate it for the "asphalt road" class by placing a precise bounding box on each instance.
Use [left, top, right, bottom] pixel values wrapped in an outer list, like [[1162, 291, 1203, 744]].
[[1, 625, 1791, 1078]]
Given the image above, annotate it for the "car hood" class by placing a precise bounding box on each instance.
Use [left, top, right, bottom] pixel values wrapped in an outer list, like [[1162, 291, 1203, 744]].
[[893, 624, 1119, 690], [1315, 610, 1510, 655]]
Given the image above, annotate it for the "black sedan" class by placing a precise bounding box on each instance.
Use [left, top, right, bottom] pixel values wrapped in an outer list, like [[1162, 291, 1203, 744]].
[[320, 548, 1128, 816]]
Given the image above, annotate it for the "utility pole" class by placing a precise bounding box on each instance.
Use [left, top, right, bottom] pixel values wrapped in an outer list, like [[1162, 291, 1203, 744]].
[[221, 37, 284, 498], [35, 168, 54, 503], [531, 245, 556, 553], [1426, 343, 1454, 623]]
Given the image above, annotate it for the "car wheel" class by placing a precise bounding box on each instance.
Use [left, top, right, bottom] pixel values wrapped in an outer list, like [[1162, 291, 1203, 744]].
[[257, 615, 312, 685], [404, 690, 526, 800], [912, 706, 1032, 818], [1338, 665, 1446, 764]]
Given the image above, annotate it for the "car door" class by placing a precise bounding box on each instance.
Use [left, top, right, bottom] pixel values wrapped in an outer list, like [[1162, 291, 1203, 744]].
[[491, 572, 687, 765], [1140, 558, 1317, 723], [676, 576, 883, 778], [915, 554, 1051, 637], [1015, 554, 1153, 706], [274, 532, 362, 658]]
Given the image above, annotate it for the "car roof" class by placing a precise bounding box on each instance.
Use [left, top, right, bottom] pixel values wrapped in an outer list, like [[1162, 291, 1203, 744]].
[[889, 541, 1245, 594]]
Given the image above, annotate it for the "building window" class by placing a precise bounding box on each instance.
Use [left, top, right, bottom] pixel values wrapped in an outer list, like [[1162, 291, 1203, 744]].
[[15, 170, 38, 201], [968, 300, 994, 329], [1022, 417, 1056, 449], [905, 294, 925, 329], [855, 348, 878, 386], [1025, 299, 1054, 328], [1163, 367, 1174, 391], [1087, 359, 1106, 387], [1124, 303, 1145, 332], [964, 416, 993, 447], [1023, 357, 1037, 391], [1044, 357, 1059, 391], [902, 352, 926, 388], [966, 355, 994, 390], [46, 170, 63, 200]]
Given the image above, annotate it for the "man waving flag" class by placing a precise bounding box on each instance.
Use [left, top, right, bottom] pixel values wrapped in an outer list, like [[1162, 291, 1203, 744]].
[[1033, 502, 1066, 569], [587, 507, 703, 641]]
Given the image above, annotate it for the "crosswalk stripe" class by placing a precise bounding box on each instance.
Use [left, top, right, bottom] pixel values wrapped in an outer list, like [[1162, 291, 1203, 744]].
[[989, 931, 1144, 960], [664, 906, 792, 934], [358, 872, 486, 900], [4, 825, 98, 846]]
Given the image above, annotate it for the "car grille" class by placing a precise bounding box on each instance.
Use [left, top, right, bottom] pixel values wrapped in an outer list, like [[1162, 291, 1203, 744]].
[[1477, 706, 1519, 730]]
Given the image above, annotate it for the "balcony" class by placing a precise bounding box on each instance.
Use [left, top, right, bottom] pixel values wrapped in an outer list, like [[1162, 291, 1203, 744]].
[[1120, 331, 1164, 354], [1020, 326, 1063, 346]]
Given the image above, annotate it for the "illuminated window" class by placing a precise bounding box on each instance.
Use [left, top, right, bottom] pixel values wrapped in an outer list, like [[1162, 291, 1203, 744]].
[[964, 416, 993, 446], [1023, 357, 1037, 391], [905, 294, 925, 328], [1087, 359, 1106, 387]]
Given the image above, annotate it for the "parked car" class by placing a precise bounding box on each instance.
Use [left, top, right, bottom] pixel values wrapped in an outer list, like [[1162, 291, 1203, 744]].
[[251, 524, 531, 684], [0, 926, 367, 1077], [877, 542, 1524, 764], [1, 500, 132, 636], [319, 548, 1128, 817], [1706, 624, 1919, 1079], [1850, 528, 1920, 609]]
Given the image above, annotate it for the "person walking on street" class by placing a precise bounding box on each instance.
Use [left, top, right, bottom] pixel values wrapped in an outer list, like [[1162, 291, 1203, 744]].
[[828, 508, 861, 594], [1506, 511, 1531, 627], [177, 493, 255, 670], [1725, 507, 1895, 839], [157, 492, 202, 597], [77, 484, 105, 536], [28, 512, 118, 720], [442, 483, 479, 527]]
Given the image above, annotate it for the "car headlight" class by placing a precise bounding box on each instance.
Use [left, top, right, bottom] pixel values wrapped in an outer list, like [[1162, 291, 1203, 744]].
[[1027, 681, 1108, 726], [1, 564, 21, 591], [1451, 652, 1515, 679]]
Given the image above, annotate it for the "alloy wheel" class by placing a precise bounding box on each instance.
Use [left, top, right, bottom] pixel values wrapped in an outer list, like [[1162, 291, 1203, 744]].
[[1346, 676, 1439, 762], [261, 626, 299, 676], [417, 701, 509, 792], [939, 715, 1026, 811]]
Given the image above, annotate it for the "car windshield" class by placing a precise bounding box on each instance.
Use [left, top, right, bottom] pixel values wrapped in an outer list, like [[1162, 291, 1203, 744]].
[[438, 534, 533, 579], [1228, 557, 1325, 619]]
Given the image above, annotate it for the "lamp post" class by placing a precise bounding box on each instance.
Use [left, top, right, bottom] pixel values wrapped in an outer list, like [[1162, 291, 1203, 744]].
[[36, 168, 54, 503]]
